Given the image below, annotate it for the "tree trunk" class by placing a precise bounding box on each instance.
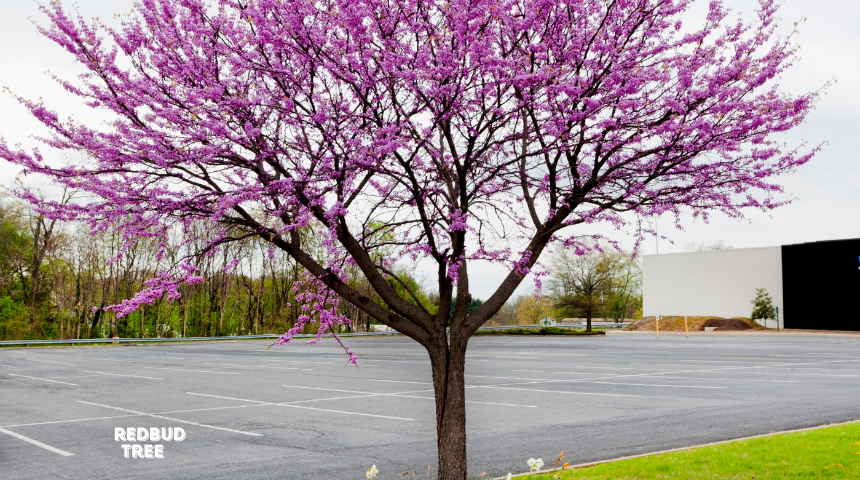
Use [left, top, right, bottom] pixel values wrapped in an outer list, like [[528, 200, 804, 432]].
[[586, 313, 592, 333], [28, 220, 44, 330], [428, 338, 468, 480]]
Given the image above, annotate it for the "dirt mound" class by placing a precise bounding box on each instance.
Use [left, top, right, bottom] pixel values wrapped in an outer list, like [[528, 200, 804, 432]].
[[701, 318, 753, 331], [624, 316, 763, 332]]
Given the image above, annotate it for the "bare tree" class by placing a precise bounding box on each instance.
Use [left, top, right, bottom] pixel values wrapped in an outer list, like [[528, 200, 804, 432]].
[[551, 249, 621, 332], [684, 240, 734, 252]]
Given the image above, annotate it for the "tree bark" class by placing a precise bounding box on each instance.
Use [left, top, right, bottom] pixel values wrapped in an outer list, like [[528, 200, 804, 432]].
[[428, 336, 468, 480]]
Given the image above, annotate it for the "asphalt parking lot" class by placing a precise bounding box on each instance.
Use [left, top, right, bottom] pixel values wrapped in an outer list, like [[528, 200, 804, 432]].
[[2, 332, 860, 479]]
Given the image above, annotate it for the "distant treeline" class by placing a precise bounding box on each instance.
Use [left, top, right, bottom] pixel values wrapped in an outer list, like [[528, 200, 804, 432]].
[[0, 192, 641, 341], [0, 192, 429, 340]]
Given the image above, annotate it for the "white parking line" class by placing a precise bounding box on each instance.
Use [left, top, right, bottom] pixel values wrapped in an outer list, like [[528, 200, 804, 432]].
[[84, 371, 162, 380], [240, 357, 370, 366], [513, 370, 621, 376], [0, 427, 74, 456], [469, 385, 640, 397], [2, 413, 143, 428], [487, 359, 860, 390], [0, 363, 15, 368], [513, 371, 746, 386], [516, 371, 799, 382], [1, 405, 276, 429], [366, 379, 432, 385], [148, 367, 239, 375], [26, 359, 76, 366], [577, 365, 681, 371], [363, 359, 430, 365], [369, 377, 643, 396], [744, 372, 860, 378], [76, 401, 262, 436], [467, 374, 547, 381], [647, 375, 801, 383], [574, 381, 726, 389], [466, 355, 542, 359], [82, 358, 135, 363], [8, 374, 77, 386], [281, 404, 415, 419], [281, 385, 539, 408], [186, 392, 416, 420], [631, 363, 746, 367], [203, 362, 312, 371]]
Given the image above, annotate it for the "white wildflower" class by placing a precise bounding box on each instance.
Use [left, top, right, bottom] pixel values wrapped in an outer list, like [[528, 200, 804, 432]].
[[527, 458, 544, 472]]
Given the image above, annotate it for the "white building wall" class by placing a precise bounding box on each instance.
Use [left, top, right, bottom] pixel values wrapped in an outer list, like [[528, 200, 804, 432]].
[[643, 247, 784, 326]]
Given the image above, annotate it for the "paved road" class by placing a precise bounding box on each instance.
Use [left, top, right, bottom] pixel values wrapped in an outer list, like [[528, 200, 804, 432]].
[[2, 333, 859, 479]]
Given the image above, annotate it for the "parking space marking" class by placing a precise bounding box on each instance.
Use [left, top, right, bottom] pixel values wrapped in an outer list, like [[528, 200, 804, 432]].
[[488, 359, 860, 390], [26, 359, 76, 366], [514, 371, 745, 386], [203, 362, 312, 371], [81, 358, 135, 363], [631, 363, 745, 367], [186, 392, 416, 421], [466, 355, 541, 360], [234, 357, 350, 365], [272, 402, 415, 420], [0, 427, 74, 456], [8, 374, 77, 386], [76, 401, 263, 436], [745, 372, 860, 378], [2, 413, 142, 428], [281, 385, 539, 408], [467, 374, 547, 381], [646, 374, 801, 383], [513, 370, 623, 376], [572, 381, 726, 389], [469, 385, 641, 397], [364, 359, 430, 365], [367, 379, 432, 385], [149, 367, 239, 375], [84, 371, 162, 380], [0, 363, 15, 368]]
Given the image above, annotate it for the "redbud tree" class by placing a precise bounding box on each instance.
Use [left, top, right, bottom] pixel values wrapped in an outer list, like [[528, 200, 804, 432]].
[[1, 0, 819, 477]]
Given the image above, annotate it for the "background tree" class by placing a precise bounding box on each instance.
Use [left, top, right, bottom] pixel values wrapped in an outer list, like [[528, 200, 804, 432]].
[[515, 295, 553, 325], [489, 295, 522, 326], [684, 240, 734, 252], [602, 254, 642, 322], [750, 287, 776, 322], [0, 199, 31, 339], [550, 249, 620, 332], [1, 0, 820, 477]]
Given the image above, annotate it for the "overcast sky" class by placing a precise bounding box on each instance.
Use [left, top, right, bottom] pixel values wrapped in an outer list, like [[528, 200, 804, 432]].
[[1, 0, 857, 299]]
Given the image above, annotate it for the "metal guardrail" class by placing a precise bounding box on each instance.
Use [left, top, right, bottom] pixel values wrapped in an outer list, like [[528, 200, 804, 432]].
[[0, 323, 626, 347], [480, 323, 629, 330]]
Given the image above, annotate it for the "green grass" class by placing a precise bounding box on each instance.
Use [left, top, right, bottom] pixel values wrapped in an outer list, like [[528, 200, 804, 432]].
[[513, 422, 860, 479], [474, 327, 604, 336]]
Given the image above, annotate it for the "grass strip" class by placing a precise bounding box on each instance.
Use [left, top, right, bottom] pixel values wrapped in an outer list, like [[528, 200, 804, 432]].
[[511, 421, 860, 479], [474, 327, 604, 336]]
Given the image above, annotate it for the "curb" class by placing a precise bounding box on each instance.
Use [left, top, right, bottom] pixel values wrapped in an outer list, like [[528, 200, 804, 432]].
[[605, 329, 860, 337], [493, 418, 860, 479]]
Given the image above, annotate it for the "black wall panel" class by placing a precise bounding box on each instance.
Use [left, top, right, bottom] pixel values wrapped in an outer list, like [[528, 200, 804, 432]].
[[781, 238, 860, 331]]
